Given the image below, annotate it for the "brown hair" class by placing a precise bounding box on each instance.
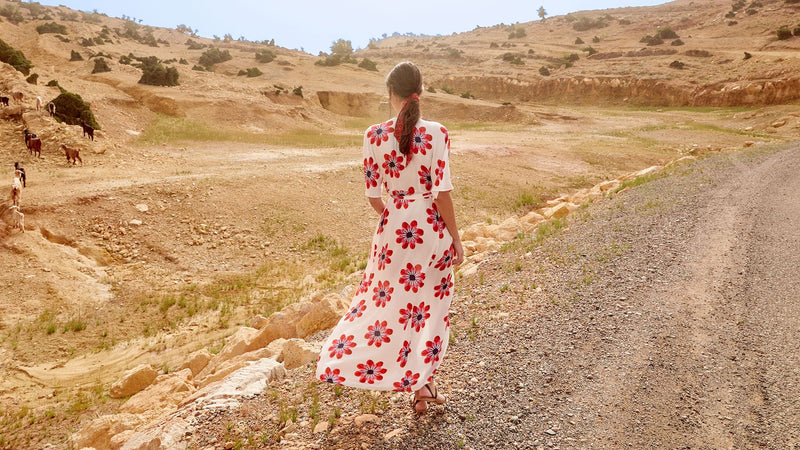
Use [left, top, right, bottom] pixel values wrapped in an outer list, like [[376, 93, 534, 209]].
[[386, 62, 422, 158]]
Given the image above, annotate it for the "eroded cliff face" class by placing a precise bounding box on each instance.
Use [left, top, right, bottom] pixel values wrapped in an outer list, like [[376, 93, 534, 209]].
[[431, 75, 800, 107]]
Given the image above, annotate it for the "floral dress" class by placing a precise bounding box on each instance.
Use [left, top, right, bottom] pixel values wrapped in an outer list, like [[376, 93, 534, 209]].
[[316, 118, 454, 392]]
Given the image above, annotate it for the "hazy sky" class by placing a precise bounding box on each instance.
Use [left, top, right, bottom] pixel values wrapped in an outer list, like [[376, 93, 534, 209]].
[[38, 0, 670, 54]]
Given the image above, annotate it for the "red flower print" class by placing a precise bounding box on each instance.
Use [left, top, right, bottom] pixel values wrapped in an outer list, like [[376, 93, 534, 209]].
[[356, 273, 374, 295], [364, 157, 380, 189], [367, 121, 394, 146], [391, 187, 415, 209], [393, 370, 421, 392], [344, 299, 366, 322], [444, 315, 450, 327], [410, 302, 431, 332], [399, 263, 425, 292], [377, 208, 389, 234], [372, 280, 393, 307], [399, 303, 413, 331], [396, 221, 424, 250], [434, 274, 453, 300], [382, 151, 405, 178], [422, 336, 443, 365], [411, 127, 433, 155], [328, 334, 356, 359], [418, 165, 433, 191], [320, 367, 346, 385], [434, 160, 446, 186], [397, 340, 411, 367], [441, 126, 450, 150], [365, 320, 393, 347], [355, 359, 387, 384], [426, 206, 445, 239], [377, 244, 393, 271], [434, 246, 454, 271]]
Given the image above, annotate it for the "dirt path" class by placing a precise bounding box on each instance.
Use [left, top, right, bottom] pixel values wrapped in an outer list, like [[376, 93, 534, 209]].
[[188, 142, 800, 449]]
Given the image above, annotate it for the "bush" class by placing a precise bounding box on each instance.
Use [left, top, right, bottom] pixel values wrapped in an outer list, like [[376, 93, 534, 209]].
[[426, 86, 436, 93], [669, 60, 685, 69], [26, 73, 38, 84], [442, 86, 455, 95], [746, 8, 758, 15], [732, 0, 746, 10], [0, 5, 24, 24], [358, 58, 378, 71], [460, 92, 474, 99], [92, 58, 111, 74], [777, 28, 793, 40], [36, 22, 68, 35], [46, 79, 60, 87], [315, 53, 345, 66], [539, 66, 550, 76], [138, 57, 179, 86], [581, 46, 598, 55], [0, 39, 33, 75], [179, 58, 188, 65], [795, 25, 800, 36], [671, 39, 685, 46], [743, 52, 752, 60], [292, 86, 303, 98], [685, 49, 711, 57], [51, 91, 100, 129], [656, 27, 679, 39], [255, 49, 276, 63], [729, 21, 739, 26], [192, 65, 205, 71], [186, 39, 205, 50], [725, 11, 736, 18], [646, 36, 664, 46], [70, 49, 83, 61], [574, 37, 584, 44], [508, 26, 526, 39], [592, 36, 600, 43], [564, 53, 580, 63], [237, 67, 262, 77], [572, 16, 608, 31], [198, 47, 232, 68]]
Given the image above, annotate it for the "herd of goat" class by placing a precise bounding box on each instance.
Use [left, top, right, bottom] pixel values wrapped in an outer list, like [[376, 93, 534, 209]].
[[3, 92, 94, 234]]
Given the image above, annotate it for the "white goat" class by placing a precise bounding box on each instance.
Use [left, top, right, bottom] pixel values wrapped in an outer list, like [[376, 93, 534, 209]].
[[1, 205, 24, 233]]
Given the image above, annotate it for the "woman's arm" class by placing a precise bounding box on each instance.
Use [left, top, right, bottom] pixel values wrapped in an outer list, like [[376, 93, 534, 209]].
[[434, 191, 464, 265], [368, 197, 385, 215]]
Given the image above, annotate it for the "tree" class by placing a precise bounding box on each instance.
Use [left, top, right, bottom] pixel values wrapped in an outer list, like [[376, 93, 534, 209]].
[[331, 39, 353, 57], [538, 6, 547, 21]]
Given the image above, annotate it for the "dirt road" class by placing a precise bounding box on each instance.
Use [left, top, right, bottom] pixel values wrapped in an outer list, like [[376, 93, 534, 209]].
[[195, 142, 800, 449]]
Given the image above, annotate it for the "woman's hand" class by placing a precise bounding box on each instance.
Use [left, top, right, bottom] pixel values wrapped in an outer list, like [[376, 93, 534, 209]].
[[451, 238, 465, 266]]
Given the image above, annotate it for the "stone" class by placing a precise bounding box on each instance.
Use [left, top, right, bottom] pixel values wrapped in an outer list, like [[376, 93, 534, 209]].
[[266, 338, 289, 362], [216, 327, 259, 363], [541, 203, 572, 220], [384, 428, 403, 440], [313, 422, 329, 434], [109, 430, 136, 449], [110, 364, 158, 398], [180, 358, 286, 410], [282, 338, 321, 370], [743, 141, 755, 147], [545, 429, 557, 435], [771, 120, 787, 128], [250, 314, 268, 329], [521, 211, 544, 225], [597, 180, 621, 192], [135, 204, 149, 212], [129, 219, 143, 226], [70, 413, 141, 450], [180, 349, 212, 376], [354, 414, 379, 426], [457, 262, 479, 278], [120, 369, 195, 416], [493, 217, 522, 241], [196, 348, 276, 388], [296, 293, 348, 337]]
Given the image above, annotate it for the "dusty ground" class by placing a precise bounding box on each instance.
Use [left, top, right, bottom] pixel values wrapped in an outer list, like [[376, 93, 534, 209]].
[[184, 141, 800, 450]]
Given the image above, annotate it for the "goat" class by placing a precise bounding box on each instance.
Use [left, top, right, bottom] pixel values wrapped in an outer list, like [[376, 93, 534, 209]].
[[79, 119, 94, 141], [1, 205, 24, 233], [35, 96, 42, 111], [48, 102, 55, 117], [11, 92, 23, 104], [61, 144, 82, 165], [11, 172, 22, 207], [28, 137, 42, 158], [0, 96, 8, 106], [13, 162, 25, 188]]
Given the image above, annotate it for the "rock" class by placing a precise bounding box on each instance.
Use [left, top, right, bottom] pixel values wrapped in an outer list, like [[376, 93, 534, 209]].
[[110, 364, 158, 398], [493, 217, 522, 241], [196, 348, 276, 388], [180, 349, 212, 376], [250, 314, 268, 329], [282, 338, 321, 370], [313, 422, 329, 434], [541, 203, 573, 220], [771, 120, 787, 128], [384, 428, 403, 440], [109, 429, 136, 449], [120, 369, 195, 417], [295, 293, 348, 337], [521, 211, 544, 225], [461, 223, 489, 241], [214, 327, 259, 366], [457, 262, 479, 278], [129, 219, 143, 226], [180, 358, 286, 410], [135, 204, 149, 212], [597, 180, 621, 192], [743, 141, 755, 147], [545, 429, 557, 435], [70, 413, 141, 449], [266, 338, 289, 361], [354, 414, 379, 426]]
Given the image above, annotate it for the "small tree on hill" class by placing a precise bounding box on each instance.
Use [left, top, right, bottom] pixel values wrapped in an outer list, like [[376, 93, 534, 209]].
[[538, 6, 547, 21], [198, 47, 232, 69], [331, 39, 353, 58], [0, 39, 33, 75], [51, 91, 101, 129]]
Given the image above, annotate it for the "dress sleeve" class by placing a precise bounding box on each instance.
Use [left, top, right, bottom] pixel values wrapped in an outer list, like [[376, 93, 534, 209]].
[[432, 125, 453, 194], [362, 129, 383, 198]]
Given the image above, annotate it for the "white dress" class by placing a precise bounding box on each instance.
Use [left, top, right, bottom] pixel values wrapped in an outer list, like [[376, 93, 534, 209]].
[[316, 118, 455, 391]]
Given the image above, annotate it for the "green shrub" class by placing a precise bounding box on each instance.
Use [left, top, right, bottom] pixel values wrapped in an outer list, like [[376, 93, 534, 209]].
[[539, 66, 550, 76], [51, 91, 100, 129], [671, 39, 685, 46], [0, 39, 33, 75], [192, 65, 205, 71], [564, 53, 580, 63], [198, 47, 231, 68], [656, 27, 679, 39], [119, 54, 133, 65], [292, 86, 303, 98], [641, 35, 664, 46], [574, 37, 584, 44], [725, 11, 736, 18], [508, 26, 526, 39], [572, 16, 608, 31], [255, 49, 276, 63], [442, 86, 455, 94], [36, 22, 68, 35], [46, 79, 60, 88], [26, 73, 38, 84], [743, 52, 752, 60], [237, 67, 262, 77], [745, 8, 757, 15], [138, 57, 179, 86], [92, 58, 111, 74], [358, 58, 378, 71], [426, 85, 436, 93], [592, 36, 600, 43], [70, 49, 83, 61], [728, 20, 738, 26], [186, 39, 205, 50], [0, 5, 24, 24], [179, 58, 188, 64], [732, 0, 746, 10], [777, 28, 793, 40], [669, 60, 684, 69], [581, 46, 598, 55], [460, 92, 474, 99]]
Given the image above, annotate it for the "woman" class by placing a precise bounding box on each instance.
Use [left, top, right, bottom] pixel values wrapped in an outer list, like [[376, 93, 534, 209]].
[[316, 61, 464, 414]]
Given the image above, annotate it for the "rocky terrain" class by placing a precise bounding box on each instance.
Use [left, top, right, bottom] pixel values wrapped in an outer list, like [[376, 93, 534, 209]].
[[0, 0, 798, 448]]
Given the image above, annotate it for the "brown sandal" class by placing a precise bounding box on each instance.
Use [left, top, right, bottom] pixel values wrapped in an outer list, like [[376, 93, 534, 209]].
[[415, 383, 447, 406]]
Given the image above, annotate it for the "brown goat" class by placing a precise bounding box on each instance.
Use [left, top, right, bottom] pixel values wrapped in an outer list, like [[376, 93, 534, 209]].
[[11, 92, 23, 104], [61, 144, 82, 165], [28, 137, 42, 158]]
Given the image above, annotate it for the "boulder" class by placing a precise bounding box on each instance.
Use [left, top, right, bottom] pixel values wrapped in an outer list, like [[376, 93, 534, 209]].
[[492, 217, 522, 241], [295, 293, 348, 337], [180, 348, 212, 376], [196, 348, 276, 388], [597, 180, 621, 192], [461, 223, 489, 241], [215, 327, 259, 363], [250, 314, 268, 329], [110, 364, 158, 398], [120, 369, 195, 416], [70, 413, 141, 450], [541, 203, 573, 220], [109, 429, 136, 449], [283, 338, 322, 370]]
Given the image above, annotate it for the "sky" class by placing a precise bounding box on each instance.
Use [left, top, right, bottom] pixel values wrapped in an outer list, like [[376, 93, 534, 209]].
[[37, 0, 670, 55]]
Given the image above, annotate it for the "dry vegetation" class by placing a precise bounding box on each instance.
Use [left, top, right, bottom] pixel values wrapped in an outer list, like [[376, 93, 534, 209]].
[[0, 0, 798, 447]]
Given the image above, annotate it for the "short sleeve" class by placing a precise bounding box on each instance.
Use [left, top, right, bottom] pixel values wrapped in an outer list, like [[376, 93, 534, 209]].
[[432, 125, 453, 194], [362, 130, 383, 198]]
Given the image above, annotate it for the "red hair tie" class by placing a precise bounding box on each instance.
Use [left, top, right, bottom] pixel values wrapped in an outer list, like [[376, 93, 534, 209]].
[[394, 93, 419, 141]]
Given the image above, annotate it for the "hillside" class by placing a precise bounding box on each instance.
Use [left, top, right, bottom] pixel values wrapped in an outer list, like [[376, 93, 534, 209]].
[[0, 0, 799, 447]]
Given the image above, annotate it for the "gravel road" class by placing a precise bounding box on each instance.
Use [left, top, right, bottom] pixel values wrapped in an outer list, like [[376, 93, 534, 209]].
[[191, 143, 800, 449]]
